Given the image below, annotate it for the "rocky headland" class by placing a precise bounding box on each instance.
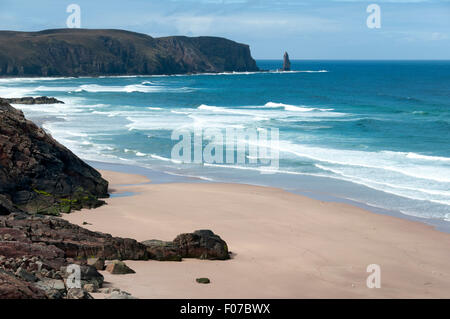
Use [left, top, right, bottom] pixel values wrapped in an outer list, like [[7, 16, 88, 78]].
[[0, 99, 107, 216], [0, 29, 259, 77]]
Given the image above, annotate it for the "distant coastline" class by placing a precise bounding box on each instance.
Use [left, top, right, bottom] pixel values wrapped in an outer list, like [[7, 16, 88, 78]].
[[0, 28, 259, 77]]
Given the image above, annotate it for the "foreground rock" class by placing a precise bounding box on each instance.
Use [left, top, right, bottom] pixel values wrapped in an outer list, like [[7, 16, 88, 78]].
[[0, 218, 230, 298], [0, 269, 47, 299], [173, 230, 230, 260], [1, 97, 64, 105], [0, 214, 148, 261], [0, 101, 108, 215], [105, 260, 135, 274], [196, 277, 211, 284], [142, 240, 182, 261], [0, 213, 147, 298], [142, 229, 230, 261]]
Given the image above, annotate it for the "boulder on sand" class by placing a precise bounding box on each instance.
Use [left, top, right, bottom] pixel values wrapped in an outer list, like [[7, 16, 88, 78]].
[[141, 240, 182, 261], [105, 260, 135, 275], [173, 230, 229, 260]]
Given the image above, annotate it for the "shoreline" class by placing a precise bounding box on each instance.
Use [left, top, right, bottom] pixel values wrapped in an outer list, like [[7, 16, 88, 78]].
[[0, 68, 324, 80], [88, 160, 450, 234], [63, 166, 450, 298]]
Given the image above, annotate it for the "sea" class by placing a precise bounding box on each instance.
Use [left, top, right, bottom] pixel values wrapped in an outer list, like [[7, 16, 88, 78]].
[[2, 60, 449, 227]]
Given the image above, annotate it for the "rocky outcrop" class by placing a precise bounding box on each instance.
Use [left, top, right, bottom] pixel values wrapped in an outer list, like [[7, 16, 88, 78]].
[[142, 229, 230, 261], [282, 52, 291, 71], [0, 100, 108, 215], [1, 97, 64, 105], [0, 269, 47, 299], [0, 215, 231, 298], [0, 29, 259, 77], [141, 239, 182, 261], [0, 214, 148, 261], [0, 213, 145, 298]]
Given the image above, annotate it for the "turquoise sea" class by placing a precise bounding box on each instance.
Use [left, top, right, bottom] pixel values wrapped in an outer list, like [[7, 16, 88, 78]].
[[2, 60, 449, 224]]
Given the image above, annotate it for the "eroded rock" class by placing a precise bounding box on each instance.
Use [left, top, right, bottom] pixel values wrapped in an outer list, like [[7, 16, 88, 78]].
[[142, 239, 182, 261], [0, 101, 108, 216], [173, 230, 229, 260], [0, 269, 47, 299], [105, 260, 135, 275]]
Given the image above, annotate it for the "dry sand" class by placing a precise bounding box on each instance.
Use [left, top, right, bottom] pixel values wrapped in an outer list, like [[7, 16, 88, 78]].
[[63, 170, 450, 298]]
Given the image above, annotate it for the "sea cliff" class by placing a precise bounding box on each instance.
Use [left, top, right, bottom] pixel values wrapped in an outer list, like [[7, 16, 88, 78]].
[[0, 29, 259, 77]]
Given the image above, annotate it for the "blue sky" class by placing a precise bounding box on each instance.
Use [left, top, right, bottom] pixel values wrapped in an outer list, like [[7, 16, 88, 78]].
[[0, 0, 449, 59]]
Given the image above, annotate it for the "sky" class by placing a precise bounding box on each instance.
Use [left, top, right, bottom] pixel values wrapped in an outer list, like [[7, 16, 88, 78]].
[[0, 0, 449, 59]]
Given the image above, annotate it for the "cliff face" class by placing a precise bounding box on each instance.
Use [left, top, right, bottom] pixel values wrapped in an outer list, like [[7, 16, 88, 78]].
[[0, 29, 259, 77], [0, 100, 108, 215], [282, 52, 291, 71]]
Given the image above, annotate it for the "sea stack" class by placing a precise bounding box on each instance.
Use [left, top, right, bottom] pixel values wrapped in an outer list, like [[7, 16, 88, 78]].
[[282, 52, 291, 71]]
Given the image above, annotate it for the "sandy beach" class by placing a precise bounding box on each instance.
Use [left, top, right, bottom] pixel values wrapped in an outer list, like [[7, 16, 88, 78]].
[[63, 170, 450, 299]]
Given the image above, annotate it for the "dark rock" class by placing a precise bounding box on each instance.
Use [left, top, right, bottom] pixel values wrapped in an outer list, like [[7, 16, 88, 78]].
[[0, 97, 64, 105], [105, 260, 135, 275], [0, 212, 148, 261], [15, 267, 37, 282], [173, 230, 230, 260], [0, 29, 259, 77], [196, 277, 211, 284], [35, 278, 66, 298], [87, 257, 105, 270], [0, 269, 47, 299], [0, 227, 30, 242], [66, 288, 93, 299], [141, 239, 182, 261], [0, 195, 17, 215], [282, 52, 291, 71], [0, 241, 65, 266], [0, 100, 108, 216], [79, 265, 104, 288]]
